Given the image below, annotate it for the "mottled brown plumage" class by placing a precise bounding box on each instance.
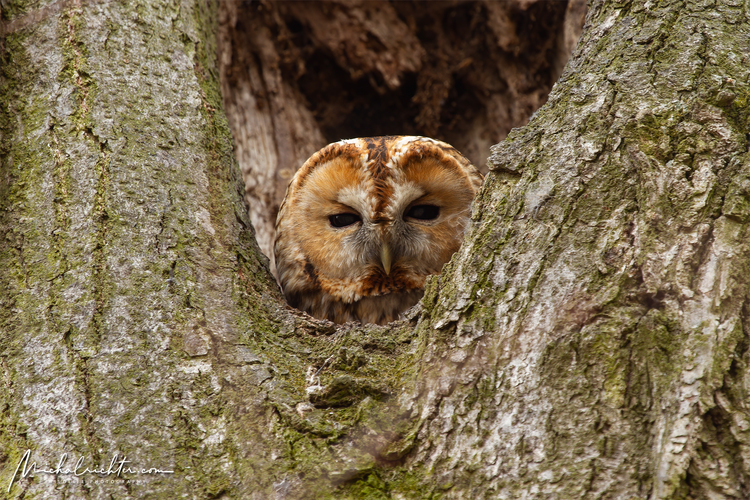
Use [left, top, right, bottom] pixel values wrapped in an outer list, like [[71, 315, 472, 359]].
[[274, 136, 483, 325]]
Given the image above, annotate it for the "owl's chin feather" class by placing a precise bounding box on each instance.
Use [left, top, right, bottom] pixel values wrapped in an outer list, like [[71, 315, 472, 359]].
[[290, 288, 424, 325]]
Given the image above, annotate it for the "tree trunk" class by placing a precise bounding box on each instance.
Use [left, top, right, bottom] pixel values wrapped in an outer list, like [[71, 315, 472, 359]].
[[0, 1, 283, 497], [1, 1, 749, 500]]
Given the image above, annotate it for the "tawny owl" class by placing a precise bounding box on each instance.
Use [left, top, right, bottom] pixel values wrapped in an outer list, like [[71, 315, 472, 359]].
[[274, 136, 483, 325]]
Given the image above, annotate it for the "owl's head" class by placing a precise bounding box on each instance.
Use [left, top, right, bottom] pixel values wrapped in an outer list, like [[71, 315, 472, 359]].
[[274, 136, 483, 325]]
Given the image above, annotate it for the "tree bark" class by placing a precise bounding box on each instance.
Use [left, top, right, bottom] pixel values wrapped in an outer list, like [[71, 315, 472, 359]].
[[407, 1, 750, 498], [0, 0, 284, 497], [1, 1, 749, 500]]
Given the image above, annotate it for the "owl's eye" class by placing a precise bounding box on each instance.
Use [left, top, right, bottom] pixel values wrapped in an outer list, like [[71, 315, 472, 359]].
[[405, 204, 440, 220], [329, 213, 362, 228]]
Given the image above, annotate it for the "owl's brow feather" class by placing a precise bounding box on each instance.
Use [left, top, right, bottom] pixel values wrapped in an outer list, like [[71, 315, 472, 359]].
[[363, 136, 390, 164], [291, 141, 362, 191], [362, 137, 395, 217], [394, 145, 473, 176]]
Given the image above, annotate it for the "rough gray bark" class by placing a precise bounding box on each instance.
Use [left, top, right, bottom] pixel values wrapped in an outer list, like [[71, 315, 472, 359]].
[[1, 1, 749, 500], [0, 0, 281, 497], [403, 1, 750, 498]]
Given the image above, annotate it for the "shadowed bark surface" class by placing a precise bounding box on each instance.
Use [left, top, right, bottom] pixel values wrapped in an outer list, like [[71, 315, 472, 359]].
[[1, 0, 750, 499]]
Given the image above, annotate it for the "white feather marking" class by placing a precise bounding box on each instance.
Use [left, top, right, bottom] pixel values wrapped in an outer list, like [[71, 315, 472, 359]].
[[337, 184, 374, 218], [386, 180, 424, 217]]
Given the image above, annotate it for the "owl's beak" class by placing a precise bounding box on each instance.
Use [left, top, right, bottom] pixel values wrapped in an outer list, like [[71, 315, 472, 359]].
[[380, 243, 393, 275]]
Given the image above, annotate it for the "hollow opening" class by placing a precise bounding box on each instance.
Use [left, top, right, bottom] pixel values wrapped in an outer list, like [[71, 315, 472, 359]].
[[218, 0, 586, 271]]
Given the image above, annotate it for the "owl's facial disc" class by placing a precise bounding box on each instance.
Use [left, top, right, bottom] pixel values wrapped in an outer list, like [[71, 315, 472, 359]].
[[274, 135, 484, 325]]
